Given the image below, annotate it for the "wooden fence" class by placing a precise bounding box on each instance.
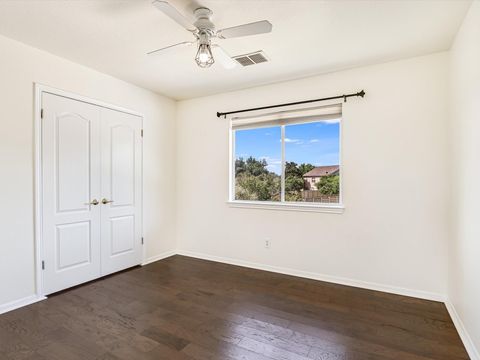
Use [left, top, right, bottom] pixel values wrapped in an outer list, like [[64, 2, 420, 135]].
[[302, 190, 339, 203]]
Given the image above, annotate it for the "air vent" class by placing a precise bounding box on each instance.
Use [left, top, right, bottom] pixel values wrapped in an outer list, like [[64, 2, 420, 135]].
[[233, 51, 269, 67]]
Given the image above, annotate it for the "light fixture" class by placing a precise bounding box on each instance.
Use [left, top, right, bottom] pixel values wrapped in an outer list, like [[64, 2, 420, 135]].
[[148, 3, 273, 70], [195, 31, 214, 68]]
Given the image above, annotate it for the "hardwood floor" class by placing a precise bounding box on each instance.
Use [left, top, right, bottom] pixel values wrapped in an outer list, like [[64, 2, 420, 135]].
[[0, 255, 469, 360]]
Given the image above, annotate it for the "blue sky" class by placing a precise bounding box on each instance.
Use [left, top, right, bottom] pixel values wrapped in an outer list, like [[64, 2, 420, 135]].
[[235, 120, 340, 174]]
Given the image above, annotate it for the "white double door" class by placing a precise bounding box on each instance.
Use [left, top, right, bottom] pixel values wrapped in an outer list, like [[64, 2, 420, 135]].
[[41, 93, 143, 295]]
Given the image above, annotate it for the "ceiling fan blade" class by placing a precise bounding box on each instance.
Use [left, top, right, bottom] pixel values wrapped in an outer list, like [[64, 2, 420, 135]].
[[212, 45, 237, 69], [147, 41, 194, 56], [217, 20, 272, 39], [152, 0, 196, 31]]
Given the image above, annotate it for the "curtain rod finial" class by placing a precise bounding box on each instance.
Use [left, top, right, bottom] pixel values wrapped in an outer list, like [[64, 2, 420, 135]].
[[216, 112, 222, 118], [359, 90, 366, 97]]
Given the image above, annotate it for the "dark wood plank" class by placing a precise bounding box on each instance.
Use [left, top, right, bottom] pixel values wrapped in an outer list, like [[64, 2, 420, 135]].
[[0, 255, 470, 360]]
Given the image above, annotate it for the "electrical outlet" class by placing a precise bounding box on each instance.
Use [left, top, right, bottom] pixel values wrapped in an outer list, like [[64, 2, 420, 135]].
[[265, 238, 271, 249]]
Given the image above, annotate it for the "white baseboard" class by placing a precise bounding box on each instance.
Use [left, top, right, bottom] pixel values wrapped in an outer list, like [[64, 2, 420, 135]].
[[175, 249, 445, 302], [445, 300, 480, 360], [142, 250, 176, 266], [0, 294, 46, 315]]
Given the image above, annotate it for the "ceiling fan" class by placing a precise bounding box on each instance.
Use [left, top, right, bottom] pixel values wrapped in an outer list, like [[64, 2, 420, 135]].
[[148, 0, 273, 68]]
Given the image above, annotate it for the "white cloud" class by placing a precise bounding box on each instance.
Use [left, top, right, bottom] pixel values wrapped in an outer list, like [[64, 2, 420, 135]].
[[283, 138, 304, 144], [309, 139, 320, 143]]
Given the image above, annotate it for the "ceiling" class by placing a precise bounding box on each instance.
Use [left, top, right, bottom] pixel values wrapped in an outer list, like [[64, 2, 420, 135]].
[[0, 0, 471, 100]]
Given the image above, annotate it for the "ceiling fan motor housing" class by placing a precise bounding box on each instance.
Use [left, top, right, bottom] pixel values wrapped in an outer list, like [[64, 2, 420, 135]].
[[193, 7, 215, 34]]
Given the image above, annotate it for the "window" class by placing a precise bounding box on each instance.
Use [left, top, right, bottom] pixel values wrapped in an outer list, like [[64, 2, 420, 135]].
[[230, 104, 342, 207], [234, 126, 281, 201]]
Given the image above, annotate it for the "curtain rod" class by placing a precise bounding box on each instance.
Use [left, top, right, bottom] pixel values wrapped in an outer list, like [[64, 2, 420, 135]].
[[216, 90, 365, 118]]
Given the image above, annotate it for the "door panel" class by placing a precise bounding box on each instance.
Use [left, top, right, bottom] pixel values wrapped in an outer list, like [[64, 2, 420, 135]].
[[111, 125, 135, 207], [100, 108, 143, 275], [55, 114, 91, 213], [42, 93, 102, 295], [110, 216, 135, 255], [56, 221, 92, 270]]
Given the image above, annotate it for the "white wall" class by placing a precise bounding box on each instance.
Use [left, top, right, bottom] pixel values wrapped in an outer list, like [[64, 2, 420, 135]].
[[176, 53, 450, 299], [449, 1, 480, 358], [0, 34, 177, 307]]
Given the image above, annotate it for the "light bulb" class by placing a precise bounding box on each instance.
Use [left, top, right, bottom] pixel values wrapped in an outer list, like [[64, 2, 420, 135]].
[[195, 42, 214, 68]]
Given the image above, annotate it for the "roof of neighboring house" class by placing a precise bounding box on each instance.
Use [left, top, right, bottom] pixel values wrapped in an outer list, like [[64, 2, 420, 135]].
[[303, 165, 340, 177]]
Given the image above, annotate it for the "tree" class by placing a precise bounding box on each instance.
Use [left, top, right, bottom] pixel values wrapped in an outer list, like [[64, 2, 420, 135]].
[[285, 161, 302, 178], [285, 176, 304, 193], [235, 156, 270, 177], [235, 158, 246, 177], [245, 156, 269, 176], [298, 163, 315, 175], [236, 173, 280, 201], [284, 161, 313, 200], [315, 175, 340, 195], [235, 156, 280, 201]]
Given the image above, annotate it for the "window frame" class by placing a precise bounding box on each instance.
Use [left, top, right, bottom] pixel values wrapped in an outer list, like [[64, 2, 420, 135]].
[[228, 116, 344, 213]]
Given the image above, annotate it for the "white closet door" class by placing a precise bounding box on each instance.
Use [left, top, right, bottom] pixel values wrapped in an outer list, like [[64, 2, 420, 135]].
[[41, 93, 102, 295], [100, 108, 143, 276]]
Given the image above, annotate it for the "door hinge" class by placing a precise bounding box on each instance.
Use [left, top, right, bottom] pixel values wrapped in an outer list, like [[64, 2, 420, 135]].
[[41, 260, 45, 270], [141, 237, 144, 245], [40, 109, 44, 119], [141, 129, 144, 137]]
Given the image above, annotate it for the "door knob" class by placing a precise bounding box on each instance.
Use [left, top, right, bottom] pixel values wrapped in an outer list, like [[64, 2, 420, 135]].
[[85, 199, 99, 205], [101, 198, 114, 205]]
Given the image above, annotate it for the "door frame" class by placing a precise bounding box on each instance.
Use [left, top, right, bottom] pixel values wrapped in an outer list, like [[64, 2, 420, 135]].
[[34, 83, 145, 298]]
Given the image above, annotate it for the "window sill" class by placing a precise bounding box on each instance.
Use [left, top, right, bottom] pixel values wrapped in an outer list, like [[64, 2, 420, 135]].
[[227, 200, 345, 214]]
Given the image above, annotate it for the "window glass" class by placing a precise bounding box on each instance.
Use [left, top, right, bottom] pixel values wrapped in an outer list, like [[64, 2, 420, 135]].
[[284, 120, 340, 203], [234, 126, 281, 201], [232, 118, 341, 205]]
